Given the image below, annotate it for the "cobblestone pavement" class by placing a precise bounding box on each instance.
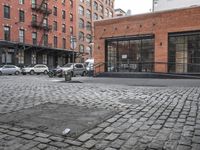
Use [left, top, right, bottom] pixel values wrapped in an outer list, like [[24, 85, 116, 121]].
[[0, 76, 200, 150]]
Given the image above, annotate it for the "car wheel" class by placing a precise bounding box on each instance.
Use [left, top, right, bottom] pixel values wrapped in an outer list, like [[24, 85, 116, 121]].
[[71, 72, 74, 77], [82, 71, 86, 76], [44, 70, 48, 75], [0, 71, 2, 75], [15, 71, 20, 75], [30, 70, 34, 75]]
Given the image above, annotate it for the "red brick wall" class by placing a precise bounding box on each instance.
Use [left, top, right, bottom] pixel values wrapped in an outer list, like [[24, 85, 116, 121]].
[[0, 0, 71, 50], [94, 6, 200, 73]]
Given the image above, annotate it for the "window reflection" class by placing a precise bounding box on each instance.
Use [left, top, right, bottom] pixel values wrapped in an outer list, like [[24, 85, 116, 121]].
[[106, 36, 154, 72], [169, 33, 200, 73]]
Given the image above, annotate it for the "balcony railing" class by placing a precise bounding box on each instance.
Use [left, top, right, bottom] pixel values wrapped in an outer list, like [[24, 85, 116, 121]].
[[31, 21, 52, 31], [31, 4, 52, 15]]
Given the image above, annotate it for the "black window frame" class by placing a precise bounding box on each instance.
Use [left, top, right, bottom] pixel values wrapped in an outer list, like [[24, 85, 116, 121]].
[[4, 5, 10, 19]]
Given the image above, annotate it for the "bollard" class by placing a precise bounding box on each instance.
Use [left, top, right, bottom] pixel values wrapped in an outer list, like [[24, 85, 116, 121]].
[[64, 70, 72, 81]]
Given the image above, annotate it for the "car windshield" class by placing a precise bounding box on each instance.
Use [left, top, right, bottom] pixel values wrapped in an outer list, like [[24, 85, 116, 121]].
[[63, 63, 73, 67], [24, 65, 34, 68]]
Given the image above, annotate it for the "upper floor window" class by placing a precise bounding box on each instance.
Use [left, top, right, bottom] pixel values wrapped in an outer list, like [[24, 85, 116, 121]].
[[86, 9, 91, 19], [70, 0, 73, 8], [53, 7, 57, 16], [93, 13, 98, 20], [19, 10, 25, 22], [19, 29, 25, 43], [53, 21, 57, 31], [32, 32, 37, 45], [94, 1, 98, 11], [99, 5, 103, 13], [109, 11, 113, 17], [86, 0, 91, 6], [79, 32, 84, 41], [79, 19, 84, 29], [43, 34, 48, 46], [86, 22, 91, 31], [43, 18, 48, 26], [31, 0, 36, 8], [4, 5, 10, 19], [62, 0, 65, 5], [19, 0, 24, 4], [70, 13, 73, 21], [62, 10, 66, 19], [32, 14, 37, 22], [79, 45, 84, 53], [62, 38, 66, 49], [86, 34, 92, 43], [105, 8, 109, 17], [4, 26, 10, 41], [79, 6, 84, 16], [62, 24, 66, 33], [54, 36, 58, 48], [70, 26, 73, 35]]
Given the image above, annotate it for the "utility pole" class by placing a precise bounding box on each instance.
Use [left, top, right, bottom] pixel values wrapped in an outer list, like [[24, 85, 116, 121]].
[[70, 35, 77, 73]]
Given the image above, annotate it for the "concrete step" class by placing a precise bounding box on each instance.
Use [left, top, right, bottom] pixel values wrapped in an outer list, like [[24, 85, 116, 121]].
[[96, 72, 200, 79]]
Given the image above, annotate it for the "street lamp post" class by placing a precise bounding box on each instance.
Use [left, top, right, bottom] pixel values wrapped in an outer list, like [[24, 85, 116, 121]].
[[70, 35, 77, 74]]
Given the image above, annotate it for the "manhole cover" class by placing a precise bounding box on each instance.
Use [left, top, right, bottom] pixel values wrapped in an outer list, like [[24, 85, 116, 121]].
[[0, 103, 116, 137], [120, 99, 143, 105]]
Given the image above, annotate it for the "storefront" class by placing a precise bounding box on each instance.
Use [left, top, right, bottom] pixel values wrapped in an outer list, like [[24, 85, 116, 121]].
[[168, 31, 200, 73], [0, 40, 76, 68], [94, 6, 200, 74], [106, 35, 154, 72]]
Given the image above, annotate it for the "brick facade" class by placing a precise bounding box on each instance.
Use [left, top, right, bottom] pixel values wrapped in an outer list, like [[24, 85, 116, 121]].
[[75, 0, 114, 62], [0, 0, 72, 67], [94, 6, 200, 73]]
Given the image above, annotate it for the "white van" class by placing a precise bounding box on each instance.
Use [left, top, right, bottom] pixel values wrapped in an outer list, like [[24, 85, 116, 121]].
[[85, 59, 94, 71]]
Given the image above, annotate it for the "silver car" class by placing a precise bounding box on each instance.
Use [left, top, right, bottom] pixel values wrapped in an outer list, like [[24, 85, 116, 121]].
[[22, 64, 49, 75], [59, 63, 87, 76], [0, 65, 21, 75]]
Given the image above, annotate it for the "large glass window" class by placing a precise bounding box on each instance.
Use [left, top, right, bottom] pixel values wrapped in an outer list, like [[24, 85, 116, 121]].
[[169, 32, 200, 73], [106, 36, 154, 72]]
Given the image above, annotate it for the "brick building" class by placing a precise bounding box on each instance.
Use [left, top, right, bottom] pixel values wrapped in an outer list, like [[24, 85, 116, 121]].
[[0, 0, 74, 68], [0, 0, 114, 68], [75, 0, 114, 62], [94, 6, 200, 74]]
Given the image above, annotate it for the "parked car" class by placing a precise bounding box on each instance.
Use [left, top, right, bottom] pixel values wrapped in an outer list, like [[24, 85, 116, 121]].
[[85, 59, 94, 71], [22, 64, 49, 75], [57, 63, 87, 77], [0, 65, 21, 75], [85, 59, 94, 76]]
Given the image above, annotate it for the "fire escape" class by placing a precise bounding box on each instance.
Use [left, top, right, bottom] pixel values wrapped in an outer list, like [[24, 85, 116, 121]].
[[31, 0, 52, 47]]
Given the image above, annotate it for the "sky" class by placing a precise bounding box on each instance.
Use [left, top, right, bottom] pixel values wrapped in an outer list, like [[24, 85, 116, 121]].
[[114, 0, 153, 15]]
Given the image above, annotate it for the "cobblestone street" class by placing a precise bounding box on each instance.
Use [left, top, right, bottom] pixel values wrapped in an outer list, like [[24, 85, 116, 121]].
[[0, 76, 200, 150]]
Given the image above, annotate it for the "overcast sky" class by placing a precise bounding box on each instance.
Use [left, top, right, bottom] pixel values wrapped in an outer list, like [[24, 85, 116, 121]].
[[115, 0, 153, 15]]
